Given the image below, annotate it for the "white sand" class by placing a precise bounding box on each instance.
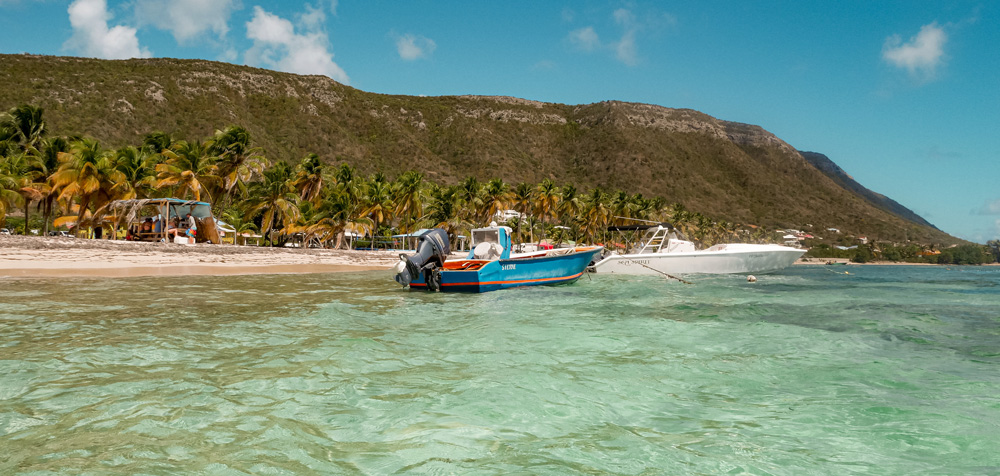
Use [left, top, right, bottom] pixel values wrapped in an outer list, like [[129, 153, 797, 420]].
[[0, 235, 400, 277]]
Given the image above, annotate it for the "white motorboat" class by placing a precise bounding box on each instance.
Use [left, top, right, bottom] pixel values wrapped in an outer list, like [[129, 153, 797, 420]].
[[589, 223, 805, 275]]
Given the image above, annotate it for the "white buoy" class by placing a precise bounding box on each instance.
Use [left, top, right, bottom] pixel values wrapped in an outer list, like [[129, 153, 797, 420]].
[[747, 275, 757, 283]]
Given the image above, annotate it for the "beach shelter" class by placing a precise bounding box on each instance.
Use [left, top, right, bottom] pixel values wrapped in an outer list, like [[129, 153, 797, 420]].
[[107, 198, 221, 244], [391, 230, 430, 251]]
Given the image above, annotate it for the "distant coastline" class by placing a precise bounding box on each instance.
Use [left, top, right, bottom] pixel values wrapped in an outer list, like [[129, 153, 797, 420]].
[[795, 257, 999, 266]]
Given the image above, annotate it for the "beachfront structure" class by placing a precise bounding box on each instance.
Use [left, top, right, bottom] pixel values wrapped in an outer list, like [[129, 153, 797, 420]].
[[107, 198, 221, 244], [494, 209, 523, 222]]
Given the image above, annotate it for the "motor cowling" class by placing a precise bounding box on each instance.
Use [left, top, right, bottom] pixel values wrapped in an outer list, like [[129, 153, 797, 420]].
[[394, 228, 450, 287]]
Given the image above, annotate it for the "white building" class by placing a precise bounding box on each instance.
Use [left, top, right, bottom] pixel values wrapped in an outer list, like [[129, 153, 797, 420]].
[[494, 209, 523, 222]]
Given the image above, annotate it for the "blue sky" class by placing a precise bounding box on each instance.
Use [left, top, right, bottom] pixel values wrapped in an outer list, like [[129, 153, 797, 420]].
[[1, 1, 998, 243]]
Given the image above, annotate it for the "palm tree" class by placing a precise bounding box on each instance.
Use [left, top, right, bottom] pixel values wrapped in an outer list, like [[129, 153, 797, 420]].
[[534, 179, 560, 243], [113, 146, 156, 200], [0, 156, 25, 226], [479, 178, 509, 224], [393, 170, 424, 234], [291, 153, 325, 205], [580, 187, 610, 244], [557, 184, 582, 227], [155, 140, 219, 202], [425, 184, 465, 245], [0, 105, 47, 234], [2, 153, 42, 234], [512, 182, 534, 219], [49, 138, 126, 235], [361, 174, 395, 248], [35, 137, 69, 234], [333, 163, 358, 198], [2, 105, 46, 153], [308, 185, 372, 249], [211, 125, 267, 209], [608, 190, 634, 225], [511, 182, 533, 246], [220, 209, 259, 245], [458, 176, 482, 225], [142, 131, 174, 156], [284, 200, 320, 247], [245, 161, 300, 245]]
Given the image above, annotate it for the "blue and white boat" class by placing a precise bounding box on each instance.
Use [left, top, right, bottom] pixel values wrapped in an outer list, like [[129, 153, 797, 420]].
[[393, 224, 603, 293]]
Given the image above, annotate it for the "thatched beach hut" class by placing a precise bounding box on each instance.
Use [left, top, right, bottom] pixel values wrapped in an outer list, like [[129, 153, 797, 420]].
[[107, 198, 221, 244]]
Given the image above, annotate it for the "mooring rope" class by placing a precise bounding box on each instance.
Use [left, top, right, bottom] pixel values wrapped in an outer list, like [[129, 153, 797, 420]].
[[633, 261, 693, 285]]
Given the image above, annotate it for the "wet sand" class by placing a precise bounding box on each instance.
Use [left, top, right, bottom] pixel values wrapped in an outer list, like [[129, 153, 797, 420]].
[[0, 235, 399, 278]]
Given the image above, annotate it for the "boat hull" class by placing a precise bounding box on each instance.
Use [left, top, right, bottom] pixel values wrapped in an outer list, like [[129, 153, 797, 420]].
[[590, 244, 805, 275], [409, 247, 603, 292]]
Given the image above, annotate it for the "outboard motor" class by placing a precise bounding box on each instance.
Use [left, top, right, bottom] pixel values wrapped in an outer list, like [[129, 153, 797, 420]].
[[393, 228, 450, 289]]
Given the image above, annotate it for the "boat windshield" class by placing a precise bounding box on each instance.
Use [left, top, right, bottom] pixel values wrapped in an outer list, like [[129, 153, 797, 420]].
[[472, 228, 499, 245]]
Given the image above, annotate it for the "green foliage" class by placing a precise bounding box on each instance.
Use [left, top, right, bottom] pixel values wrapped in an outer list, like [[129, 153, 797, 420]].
[[987, 240, 1000, 263], [934, 245, 992, 265], [0, 54, 962, 246], [851, 245, 874, 263]]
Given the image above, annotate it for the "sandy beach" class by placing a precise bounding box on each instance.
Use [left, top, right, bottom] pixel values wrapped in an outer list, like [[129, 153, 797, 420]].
[[0, 235, 401, 278], [5, 235, 989, 278]]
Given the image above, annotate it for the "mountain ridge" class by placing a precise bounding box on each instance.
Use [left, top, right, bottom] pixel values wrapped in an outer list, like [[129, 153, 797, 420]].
[[799, 150, 937, 231], [0, 53, 958, 244]]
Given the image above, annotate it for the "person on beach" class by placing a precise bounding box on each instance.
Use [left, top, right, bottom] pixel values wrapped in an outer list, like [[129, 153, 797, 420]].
[[167, 217, 183, 240], [140, 218, 153, 233], [185, 213, 197, 244]]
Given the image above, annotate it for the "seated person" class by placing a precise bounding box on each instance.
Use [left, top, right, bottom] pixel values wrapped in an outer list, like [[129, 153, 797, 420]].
[[167, 217, 184, 239], [139, 218, 153, 234]]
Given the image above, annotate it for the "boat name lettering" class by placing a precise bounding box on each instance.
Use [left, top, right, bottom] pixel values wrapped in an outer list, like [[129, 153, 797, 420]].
[[501, 264, 516, 270], [621, 259, 650, 266]]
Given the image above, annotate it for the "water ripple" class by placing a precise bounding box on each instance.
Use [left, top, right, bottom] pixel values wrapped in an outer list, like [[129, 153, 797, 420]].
[[1, 267, 999, 474]]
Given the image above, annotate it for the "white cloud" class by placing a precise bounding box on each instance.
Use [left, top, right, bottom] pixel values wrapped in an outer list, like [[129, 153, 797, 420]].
[[532, 60, 556, 71], [922, 144, 962, 161], [958, 218, 1000, 244], [245, 6, 349, 84], [567, 7, 673, 66], [883, 23, 947, 81], [134, 0, 236, 44], [976, 199, 1000, 215], [218, 47, 238, 63], [612, 8, 640, 66], [64, 0, 150, 59], [561, 7, 575, 23], [395, 34, 436, 61], [614, 30, 638, 66], [569, 26, 600, 51], [299, 3, 326, 31], [613, 7, 635, 26]]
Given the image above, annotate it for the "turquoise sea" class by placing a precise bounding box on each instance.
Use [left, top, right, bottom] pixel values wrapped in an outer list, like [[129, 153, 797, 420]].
[[1, 265, 999, 475]]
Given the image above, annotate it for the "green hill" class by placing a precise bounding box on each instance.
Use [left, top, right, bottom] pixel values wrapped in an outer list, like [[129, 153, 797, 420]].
[[0, 53, 958, 244]]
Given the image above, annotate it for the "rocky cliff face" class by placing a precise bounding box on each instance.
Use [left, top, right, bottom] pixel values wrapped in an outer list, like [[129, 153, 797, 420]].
[[0, 54, 956, 244]]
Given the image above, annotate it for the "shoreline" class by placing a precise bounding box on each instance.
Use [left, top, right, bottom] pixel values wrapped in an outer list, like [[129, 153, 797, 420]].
[[3, 235, 994, 278], [0, 263, 390, 278], [0, 235, 399, 278], [795, 258, 999, 266]]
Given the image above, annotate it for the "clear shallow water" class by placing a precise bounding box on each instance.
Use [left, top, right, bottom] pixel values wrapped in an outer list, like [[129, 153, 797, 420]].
[[1, 265, 999, 475]]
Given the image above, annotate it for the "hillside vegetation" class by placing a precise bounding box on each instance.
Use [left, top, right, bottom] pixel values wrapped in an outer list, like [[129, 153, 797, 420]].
[[0, 54, 958, 244]]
